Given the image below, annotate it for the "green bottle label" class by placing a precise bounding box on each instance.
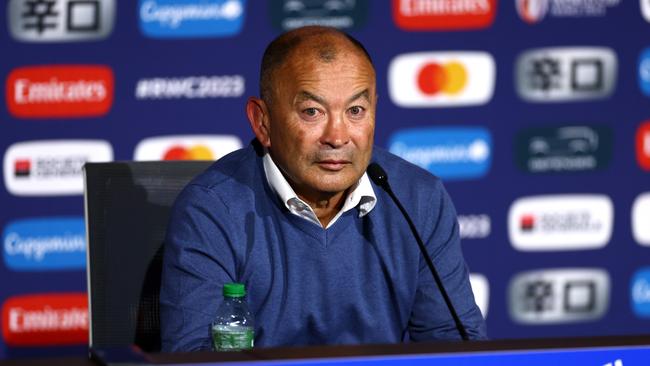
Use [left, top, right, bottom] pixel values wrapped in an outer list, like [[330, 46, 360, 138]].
[[212, 327, 254, 351]]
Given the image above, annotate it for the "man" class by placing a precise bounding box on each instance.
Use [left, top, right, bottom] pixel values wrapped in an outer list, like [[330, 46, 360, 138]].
[[160, 26, 487, 352]]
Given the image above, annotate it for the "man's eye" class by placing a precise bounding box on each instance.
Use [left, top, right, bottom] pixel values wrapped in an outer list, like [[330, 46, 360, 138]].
[[348, 106, 365, 116], [303, 108, 318, 116]]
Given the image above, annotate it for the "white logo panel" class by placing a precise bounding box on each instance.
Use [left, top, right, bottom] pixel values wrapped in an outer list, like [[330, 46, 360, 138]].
[[469, 273, 490, 318], [516, 47, 617, 102], [458, 214, 491, 239], [3, 140, 113, 196], [641, 0, 650, 22], [8, 0, 115, 42], [509, 268, 610, 324], [508, 194, 613, 251], [632, 192, 650, 246], [134, 135, 242, 161], [388, 51, 495, 107]]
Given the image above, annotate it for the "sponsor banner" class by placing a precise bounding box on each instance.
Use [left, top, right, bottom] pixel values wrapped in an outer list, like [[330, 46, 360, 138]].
[[637, 121, 650, 170], [632, 192, 650, 246], [393, 0, 497, 31], [134, 75, 245, 100], [469, 273, 489, 318], [134, 135, 243, 161], [139, 0, 246, 38], [2, 293, 88, 346], [388, 51, 495, 107], [8, 0, 115, 42], [6, 65, 114, 118], [388, 127, 492, 181], [517, 0, 621, 24], [515, 125, 613, 173], [631, 267, 650, 318], [458, 214, 491, 239], [2, 217, 86, 271], [638, 48, 650, 97], [270, 0, 368, 30], [508, 194, 613, 251], [3, 140, 113, 196], [516, 47, 617, 102], [509, 268, 610, 324]]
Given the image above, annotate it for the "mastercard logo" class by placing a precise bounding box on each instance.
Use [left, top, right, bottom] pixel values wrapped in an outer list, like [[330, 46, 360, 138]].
[[133, 135, 243, 161], [417, 61, 468, 96], [389, 51, 495, 107], [163, 145, 214, 160]]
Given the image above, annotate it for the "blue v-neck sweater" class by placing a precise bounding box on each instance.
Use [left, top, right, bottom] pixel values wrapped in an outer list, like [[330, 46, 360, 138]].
[[160, 143, 487, 351]]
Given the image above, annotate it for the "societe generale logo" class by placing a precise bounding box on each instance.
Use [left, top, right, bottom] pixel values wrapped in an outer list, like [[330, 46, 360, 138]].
[[637, 121, 650, 170], [632, 192, 650, 247], [388, 51, 495, 107], [392, 0, 497, 31], [133, 135, 243, 161], [508, 194, 613, 251], [509, 268, 610, 324], [6, 65, 114, 118], [3, 140, 113, 196], [2, 293, 88, 346]]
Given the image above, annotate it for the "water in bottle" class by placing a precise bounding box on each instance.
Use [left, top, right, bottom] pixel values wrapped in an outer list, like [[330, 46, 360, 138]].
[[211, 282, 254, 351]]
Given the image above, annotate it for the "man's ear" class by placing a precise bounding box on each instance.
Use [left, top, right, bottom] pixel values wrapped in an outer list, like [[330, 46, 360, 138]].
[[246, 97, 271, 147]]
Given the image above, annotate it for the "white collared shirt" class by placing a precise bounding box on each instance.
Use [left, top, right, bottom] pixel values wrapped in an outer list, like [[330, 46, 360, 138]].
[[262, 152, 377, 229]]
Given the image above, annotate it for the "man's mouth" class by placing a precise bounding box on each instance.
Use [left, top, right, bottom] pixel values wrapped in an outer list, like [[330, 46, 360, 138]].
[[317, 160, 350, 171]]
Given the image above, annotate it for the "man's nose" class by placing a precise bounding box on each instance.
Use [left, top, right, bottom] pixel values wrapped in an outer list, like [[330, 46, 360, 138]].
[[320, 113, 350, 148]]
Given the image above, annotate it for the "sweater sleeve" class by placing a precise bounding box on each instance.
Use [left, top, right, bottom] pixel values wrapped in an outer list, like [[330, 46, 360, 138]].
[[159, 184, 240, 352], [408, 180, 488, 341]]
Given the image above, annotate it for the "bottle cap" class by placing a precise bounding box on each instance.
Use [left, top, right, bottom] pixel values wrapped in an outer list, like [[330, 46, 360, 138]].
[[223, 283, 246, 298]]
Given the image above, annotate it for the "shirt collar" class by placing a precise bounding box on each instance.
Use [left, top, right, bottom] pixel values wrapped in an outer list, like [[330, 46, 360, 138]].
[[262, 151, 377, 227]]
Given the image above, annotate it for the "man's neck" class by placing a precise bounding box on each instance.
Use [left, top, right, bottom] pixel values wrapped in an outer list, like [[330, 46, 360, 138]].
[[297, 189, 348, 227]]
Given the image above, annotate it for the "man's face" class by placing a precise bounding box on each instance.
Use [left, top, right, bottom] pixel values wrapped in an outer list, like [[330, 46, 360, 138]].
[[263, 48, 376, 200]]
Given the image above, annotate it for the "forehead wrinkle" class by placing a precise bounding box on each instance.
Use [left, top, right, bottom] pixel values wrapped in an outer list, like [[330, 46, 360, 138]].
[[348, 89, 371, 104], [295, 91, 326, 106]]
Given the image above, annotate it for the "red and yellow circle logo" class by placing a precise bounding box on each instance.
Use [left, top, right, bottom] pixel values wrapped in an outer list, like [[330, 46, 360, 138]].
[[417, 61, 468, 96], [163, 145, 214, 160]]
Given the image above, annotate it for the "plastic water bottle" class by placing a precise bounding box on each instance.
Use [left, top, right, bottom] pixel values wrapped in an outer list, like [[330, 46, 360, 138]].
[[211, 283, 254, 351]]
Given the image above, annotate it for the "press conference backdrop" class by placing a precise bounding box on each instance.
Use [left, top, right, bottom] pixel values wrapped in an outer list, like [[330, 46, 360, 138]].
[[1, 0, 649, 360]]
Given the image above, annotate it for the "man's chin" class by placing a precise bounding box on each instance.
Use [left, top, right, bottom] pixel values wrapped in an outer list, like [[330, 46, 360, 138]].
[[311, 176, 360, 195]]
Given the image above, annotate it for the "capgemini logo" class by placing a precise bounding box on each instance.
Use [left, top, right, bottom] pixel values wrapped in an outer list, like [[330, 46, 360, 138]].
[[139, 0, 246, 38], [631, 267, 650, 318], [2, 217, 86, 271], [388, 127, 492, 180]]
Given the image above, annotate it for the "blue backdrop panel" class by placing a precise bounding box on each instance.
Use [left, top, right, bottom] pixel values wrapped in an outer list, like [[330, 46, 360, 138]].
[[1, 0, 649, 359]]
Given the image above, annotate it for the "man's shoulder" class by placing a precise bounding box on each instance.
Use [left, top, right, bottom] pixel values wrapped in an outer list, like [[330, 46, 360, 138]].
[[184, 142, 261, 196]]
